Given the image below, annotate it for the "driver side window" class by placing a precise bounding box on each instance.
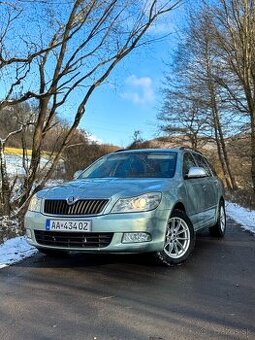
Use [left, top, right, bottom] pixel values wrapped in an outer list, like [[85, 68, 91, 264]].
[[192, 153, 212, 177], [183, 152, 197, 177]]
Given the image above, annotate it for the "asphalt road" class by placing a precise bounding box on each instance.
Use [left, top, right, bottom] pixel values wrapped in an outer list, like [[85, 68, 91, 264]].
[[0, 219, 254, 340]]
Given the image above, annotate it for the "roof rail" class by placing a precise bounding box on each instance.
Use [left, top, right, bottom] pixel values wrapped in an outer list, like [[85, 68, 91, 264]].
[[179, 146, 204, 155], [114, 149, 126, 152]]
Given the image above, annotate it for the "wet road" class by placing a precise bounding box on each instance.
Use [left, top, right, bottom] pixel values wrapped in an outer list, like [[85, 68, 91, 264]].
[[0, 219, 254, 340]]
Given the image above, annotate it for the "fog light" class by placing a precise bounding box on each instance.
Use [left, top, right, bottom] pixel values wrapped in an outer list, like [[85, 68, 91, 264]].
[[122, 232, 151, 243], [26, 228, 32, 239]]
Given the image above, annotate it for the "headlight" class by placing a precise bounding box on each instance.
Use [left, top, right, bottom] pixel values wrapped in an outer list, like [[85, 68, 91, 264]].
[[111, 192, 162, 213], [28, 195, 42, 212]]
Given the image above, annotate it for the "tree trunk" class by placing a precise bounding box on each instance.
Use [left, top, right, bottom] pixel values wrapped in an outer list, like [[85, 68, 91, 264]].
[[213, 123, 232, 189], [251, 112, 255, 193], [207, 73, 237, 190], [20, 97, 49, 205], [215, 110, 238, 190], [0, 142, 11, 216]]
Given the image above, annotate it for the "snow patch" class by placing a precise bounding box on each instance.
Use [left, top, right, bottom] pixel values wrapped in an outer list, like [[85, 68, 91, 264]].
[[226, 201, 255, 234], [0, 236, 37, 269], [6, 154, 52, 176]]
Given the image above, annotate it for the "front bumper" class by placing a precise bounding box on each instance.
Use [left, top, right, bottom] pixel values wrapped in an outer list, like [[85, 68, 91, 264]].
[[25, 209, 170, 253]]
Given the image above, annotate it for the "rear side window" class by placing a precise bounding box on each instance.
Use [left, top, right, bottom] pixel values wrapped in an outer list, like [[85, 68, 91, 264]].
[[192, 153, 212, 176], [183, 152, 197, 177]]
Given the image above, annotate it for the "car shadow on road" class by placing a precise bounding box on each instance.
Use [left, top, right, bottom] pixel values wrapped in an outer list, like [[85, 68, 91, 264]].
[[17, 227, 221, 271], [16, 217, 254, 271]]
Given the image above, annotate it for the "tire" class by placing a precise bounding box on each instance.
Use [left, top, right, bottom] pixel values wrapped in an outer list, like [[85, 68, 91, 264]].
[[155, 210, 195, 266], [37, 248, 68, 257], [209, 201, 226, 238]]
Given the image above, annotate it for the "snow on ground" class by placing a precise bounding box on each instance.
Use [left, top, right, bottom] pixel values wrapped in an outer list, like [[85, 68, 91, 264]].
[[0, 201, 254, 270], [0, 154, 63, 269], [0, 236, 37, 269], [226, 201, 255, 234], [6, 154, 49, 176]]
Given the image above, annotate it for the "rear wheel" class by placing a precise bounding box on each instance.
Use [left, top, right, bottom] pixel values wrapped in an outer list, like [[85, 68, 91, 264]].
[[209, 201, 226, 238], [155, 210, 195, 266]]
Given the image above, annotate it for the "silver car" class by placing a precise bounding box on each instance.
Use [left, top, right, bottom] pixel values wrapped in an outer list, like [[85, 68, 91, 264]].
[[25, 148, 226, 266]]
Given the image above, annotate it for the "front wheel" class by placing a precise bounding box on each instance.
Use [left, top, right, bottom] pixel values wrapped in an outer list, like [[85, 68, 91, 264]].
[[155, 210, 195, 266], [209, 201, 226, 238]]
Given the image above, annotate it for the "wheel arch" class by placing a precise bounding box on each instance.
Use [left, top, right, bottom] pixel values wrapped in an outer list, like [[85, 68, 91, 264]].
[[163, 201, 187, 235], [171, 201, 186, 214]]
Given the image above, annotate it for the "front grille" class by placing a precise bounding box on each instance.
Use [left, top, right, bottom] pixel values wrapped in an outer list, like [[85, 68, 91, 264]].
[[44, 199, 109, 215], [34, 230, 113, 248]]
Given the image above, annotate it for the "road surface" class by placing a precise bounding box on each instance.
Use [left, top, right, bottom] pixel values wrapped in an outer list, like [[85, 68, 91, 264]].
[[0, 218, 254, 339]]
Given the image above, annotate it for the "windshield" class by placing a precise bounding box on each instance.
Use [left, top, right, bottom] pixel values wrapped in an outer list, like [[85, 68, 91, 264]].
[[80, 152, 177, 179]]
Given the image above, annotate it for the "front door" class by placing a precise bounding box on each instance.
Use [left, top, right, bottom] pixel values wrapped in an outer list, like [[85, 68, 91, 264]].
[[182, 152, 208, 230], [192, 153, 217, 225]]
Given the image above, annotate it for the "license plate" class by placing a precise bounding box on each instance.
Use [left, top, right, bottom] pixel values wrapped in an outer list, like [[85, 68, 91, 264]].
[[45, 219, 91, 232]]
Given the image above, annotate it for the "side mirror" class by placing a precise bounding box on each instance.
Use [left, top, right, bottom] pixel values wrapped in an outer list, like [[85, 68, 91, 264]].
[[186, 167, 207, 179], [73, 170, 83, 180]]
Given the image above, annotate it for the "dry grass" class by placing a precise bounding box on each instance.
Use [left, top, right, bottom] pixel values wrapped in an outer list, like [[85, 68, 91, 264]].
[[225, 189, 255, 210], [5, 147, 51, 159], [5, 147, 32, 156]]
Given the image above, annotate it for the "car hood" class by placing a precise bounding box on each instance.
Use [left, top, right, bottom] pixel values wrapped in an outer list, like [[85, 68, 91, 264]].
[[38, 178, 171, 200]]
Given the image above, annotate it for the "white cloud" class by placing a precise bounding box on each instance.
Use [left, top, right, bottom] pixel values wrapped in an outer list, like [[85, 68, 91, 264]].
[[149, 20, 176, 34], [121, 75, 155, 105], [87, 133, 103, 144], [142, 0, 177, 34]]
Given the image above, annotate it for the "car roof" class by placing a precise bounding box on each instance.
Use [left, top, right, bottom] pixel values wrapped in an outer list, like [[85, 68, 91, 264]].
[[113, 147, 203, 155]]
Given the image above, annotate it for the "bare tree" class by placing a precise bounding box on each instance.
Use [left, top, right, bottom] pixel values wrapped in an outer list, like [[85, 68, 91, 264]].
[[0, 0, 182, 220], [159, 78, 211, 151], [201, 0, 255, 192], [159, 5, 240, 189]]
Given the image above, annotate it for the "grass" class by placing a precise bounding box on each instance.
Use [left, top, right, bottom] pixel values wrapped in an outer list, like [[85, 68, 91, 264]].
[[225, 188, 255, 210], [5, 147, 32, 156], [5, 147, 51, 159]]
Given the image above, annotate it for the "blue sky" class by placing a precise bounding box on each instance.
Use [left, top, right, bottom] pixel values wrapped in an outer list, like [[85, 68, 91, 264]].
[[71, 5, 184, 147], [0, 1, 184, 148]]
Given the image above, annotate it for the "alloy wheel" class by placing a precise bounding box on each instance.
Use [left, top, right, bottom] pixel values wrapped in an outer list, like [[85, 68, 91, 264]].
[[164, 217, 191, 259], [220, 206, 226, 232]]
